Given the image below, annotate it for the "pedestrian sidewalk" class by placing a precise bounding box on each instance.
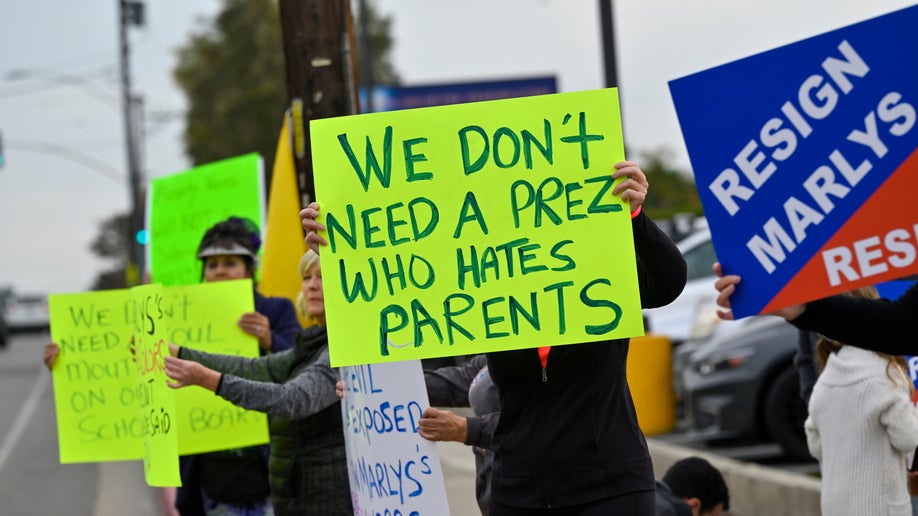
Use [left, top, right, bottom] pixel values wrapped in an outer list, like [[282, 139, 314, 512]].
[[94, 461, 161, 516], [95, 439, 822, 516], [93, 443, 482, 516]]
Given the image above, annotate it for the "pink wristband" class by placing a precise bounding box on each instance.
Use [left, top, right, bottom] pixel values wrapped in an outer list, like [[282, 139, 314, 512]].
[[631, 205, 642, 219]]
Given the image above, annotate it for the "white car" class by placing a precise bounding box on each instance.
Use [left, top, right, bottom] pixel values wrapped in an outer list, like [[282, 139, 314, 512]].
[[642, 228, 717, 346], [4, 294, 50, 332]]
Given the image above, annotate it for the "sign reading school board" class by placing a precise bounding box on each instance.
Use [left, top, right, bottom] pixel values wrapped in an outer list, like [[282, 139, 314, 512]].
[[48, 280, 268, 466], [148, 153, 265, 286], [311, 88, 642, 367], [669, 6, 918, 318]]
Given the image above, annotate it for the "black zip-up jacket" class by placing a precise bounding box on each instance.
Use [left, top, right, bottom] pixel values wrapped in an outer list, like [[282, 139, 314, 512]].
[[792, 281, 917, 354], [486, 210, 687, 509]]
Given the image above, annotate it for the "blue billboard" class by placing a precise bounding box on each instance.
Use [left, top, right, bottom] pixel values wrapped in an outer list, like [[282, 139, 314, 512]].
[[361, 76, 557, 112]]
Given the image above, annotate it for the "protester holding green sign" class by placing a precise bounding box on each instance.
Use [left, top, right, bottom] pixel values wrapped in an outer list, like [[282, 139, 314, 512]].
[[303, 160, 687, 515], [45, 214, 291, 516], [193, 217, 301, 354], [470, 161, 685, 515], [176, 217, 300, 516]]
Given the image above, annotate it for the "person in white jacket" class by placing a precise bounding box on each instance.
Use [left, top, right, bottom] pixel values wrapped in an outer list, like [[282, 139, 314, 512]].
[[805, 286, 918, 516]]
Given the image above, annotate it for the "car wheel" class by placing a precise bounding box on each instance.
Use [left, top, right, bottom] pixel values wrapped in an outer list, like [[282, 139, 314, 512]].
[[764, 366, 811, 460]]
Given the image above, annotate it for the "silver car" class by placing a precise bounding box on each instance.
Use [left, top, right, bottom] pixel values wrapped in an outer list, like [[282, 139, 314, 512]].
[[4, 294, 50, 333]]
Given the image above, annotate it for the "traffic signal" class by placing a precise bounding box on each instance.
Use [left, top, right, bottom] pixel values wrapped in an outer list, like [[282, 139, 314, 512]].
[[135, 229, 149, 245]]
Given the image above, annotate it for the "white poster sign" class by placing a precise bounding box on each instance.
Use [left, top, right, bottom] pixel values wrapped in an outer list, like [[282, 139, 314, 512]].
[[340, 360, 450, 516]]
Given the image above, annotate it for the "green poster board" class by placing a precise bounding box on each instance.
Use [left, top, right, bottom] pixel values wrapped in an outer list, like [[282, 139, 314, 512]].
[[167, 280, 270, 454], [149, 153, 265, 287], [48, 280, 269, 469], [49, 289, 144, 463], [310, 88, 643, 366], [131, 283, 181, 486]]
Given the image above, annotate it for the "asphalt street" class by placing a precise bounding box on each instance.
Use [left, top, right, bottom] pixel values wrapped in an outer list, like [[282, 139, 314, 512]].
[[0, 331, 121, 515], [0, 330, 819, 516], [0, 332, 480, 516]]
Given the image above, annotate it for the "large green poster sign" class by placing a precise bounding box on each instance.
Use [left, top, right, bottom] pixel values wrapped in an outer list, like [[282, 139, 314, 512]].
[[311, 88, 644, 366], [149, 153, 265, 286]]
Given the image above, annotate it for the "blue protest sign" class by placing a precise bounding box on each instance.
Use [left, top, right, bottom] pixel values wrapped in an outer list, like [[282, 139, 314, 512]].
[[669, 6, 918, 317]]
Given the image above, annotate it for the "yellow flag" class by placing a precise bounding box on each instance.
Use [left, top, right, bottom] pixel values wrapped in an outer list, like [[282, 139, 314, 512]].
[[259, 114, 308, 323]]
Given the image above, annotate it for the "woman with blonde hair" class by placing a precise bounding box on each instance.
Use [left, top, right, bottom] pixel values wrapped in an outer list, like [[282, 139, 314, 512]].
[[295, 249, 325, 328], [163, 250, 351, 516], [805, 285, 918, 516]]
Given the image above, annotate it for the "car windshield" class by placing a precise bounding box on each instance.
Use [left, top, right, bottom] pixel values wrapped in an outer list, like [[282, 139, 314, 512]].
[[683, 237, 716, 283]]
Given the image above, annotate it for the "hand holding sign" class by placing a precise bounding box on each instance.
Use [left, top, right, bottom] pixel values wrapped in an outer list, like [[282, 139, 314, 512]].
[[418, 407, 468, 443], [712, 262, 806, 322], [43, 342, 60, 371], [301, 201, 326, 255], [610, 161, 649, 213], [308, 88, 652, 367], [164, 354, 222, 391]]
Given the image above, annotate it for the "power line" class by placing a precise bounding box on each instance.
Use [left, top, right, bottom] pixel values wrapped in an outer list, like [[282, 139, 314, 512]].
[[0, 66, 119, 107], [6, 139, 123, 184]]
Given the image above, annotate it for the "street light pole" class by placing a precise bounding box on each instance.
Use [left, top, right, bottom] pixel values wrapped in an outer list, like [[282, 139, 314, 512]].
[[119, 0, 144, 285], [598, 0, 625, 151], [357, 0, 374, 113]]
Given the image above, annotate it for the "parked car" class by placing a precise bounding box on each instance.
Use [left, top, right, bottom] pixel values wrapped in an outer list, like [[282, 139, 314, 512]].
[[677, 314, 811, 460], [4, 294, 50, 332], [643, 226, 717, 347]]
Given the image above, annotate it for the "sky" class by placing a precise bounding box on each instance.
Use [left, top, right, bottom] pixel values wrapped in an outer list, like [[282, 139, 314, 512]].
[[0, 0, 913, 295]]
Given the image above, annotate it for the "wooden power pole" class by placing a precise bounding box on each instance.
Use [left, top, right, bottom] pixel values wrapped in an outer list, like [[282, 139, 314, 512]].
[[277, 0, 361, 208]]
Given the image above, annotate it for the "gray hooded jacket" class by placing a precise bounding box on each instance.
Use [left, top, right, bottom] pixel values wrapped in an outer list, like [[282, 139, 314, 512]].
[[181, 326, 351, 516]]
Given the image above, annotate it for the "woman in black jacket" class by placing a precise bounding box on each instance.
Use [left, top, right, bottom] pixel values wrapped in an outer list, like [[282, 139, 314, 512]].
[[483, 161, 686, 515], [304, 160, 687, 515]]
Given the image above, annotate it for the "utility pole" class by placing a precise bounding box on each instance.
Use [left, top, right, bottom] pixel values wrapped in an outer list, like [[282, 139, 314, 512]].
[[598, 0, 625, 151], [118, 0, 145, 286], [277, 0, 360, 208], [357, 0, 375, 113], [599, 0, 625, 151], [599, 0, 620, 89]]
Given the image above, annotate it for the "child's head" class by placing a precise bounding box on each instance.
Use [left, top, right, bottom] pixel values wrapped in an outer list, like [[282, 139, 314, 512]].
[[663, 456, 730, 515]]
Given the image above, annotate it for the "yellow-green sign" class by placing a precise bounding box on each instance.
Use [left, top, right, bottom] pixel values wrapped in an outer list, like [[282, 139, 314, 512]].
[[49, 289, 144, 463], [48, 280, 269, 472], [168, 280, 270, 454], [149, 153, 265, 286], [131, 283, 181, 486], [311, 88, 642, 367]]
